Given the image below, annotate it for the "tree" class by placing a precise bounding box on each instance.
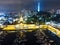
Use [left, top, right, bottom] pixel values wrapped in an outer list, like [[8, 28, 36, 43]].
[[37, 11, 51, 22]]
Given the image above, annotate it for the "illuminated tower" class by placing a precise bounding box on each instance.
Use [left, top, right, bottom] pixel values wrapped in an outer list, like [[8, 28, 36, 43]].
[[38, 2, 40, 12]]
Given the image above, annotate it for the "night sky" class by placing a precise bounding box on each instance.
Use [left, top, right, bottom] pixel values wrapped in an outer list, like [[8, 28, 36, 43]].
[[0, 0, 60, 12]]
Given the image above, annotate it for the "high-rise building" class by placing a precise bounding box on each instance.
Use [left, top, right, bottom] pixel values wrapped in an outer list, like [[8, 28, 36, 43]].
[[56, 9, 60, 14]]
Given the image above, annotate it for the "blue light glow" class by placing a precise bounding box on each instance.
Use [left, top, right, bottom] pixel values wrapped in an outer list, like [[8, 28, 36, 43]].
[[38, 2, 40, 12]]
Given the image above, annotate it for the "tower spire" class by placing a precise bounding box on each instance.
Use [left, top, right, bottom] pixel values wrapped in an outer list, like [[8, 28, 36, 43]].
[[18, 13, 24, 23]]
